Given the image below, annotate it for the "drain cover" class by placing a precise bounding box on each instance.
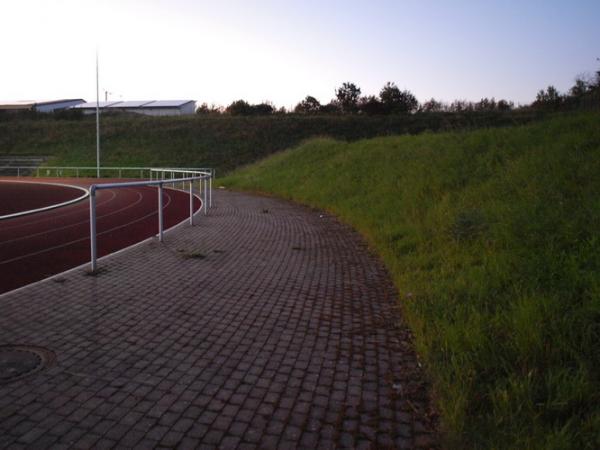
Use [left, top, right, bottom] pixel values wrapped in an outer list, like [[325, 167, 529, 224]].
[[0, 346, 55, 384]]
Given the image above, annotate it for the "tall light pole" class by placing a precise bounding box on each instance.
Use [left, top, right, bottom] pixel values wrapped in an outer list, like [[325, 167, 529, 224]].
[[96, 50, 100, 178]]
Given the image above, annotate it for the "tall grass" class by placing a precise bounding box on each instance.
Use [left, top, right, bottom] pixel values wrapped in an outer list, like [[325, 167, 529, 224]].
[[0, 111, 541, 174], [222, 112, 600, 448]]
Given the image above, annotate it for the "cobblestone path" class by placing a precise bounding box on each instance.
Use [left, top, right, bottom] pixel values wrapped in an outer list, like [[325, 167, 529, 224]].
[[0, 190, 437, 449]]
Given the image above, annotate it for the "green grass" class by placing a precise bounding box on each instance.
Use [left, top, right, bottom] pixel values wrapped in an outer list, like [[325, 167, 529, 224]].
[[0, 111, 541, 175], [222, 112, 600, 449]]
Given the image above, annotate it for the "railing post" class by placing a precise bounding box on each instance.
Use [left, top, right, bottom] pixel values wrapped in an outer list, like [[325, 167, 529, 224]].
[[189, 180, 193, 225], [204, 178, 207, 215], [89, 186, 97, 272], [209, 175, 212, 208], [17, 167, 20, 177], [158, 183, 164, 242], [37, 168, 39, 177]]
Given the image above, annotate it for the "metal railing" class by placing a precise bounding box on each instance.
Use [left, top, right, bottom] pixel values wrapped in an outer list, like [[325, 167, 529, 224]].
[[149, 168, 213, 208], [89, 169, 212, 271]]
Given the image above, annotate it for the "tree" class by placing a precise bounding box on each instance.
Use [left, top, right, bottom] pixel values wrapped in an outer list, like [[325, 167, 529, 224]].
[[534, 85, 562, 110], [358, 96, 385, 115], [448, 100, 474, 112], [379, 82, 418, 114], [420, 98, 444, 113], [226, 100, 274, 115], [379, 82, 401, 112], [497, 99, 514, 111], [196, 103, 222, 115], [320, 101, 341, 114], [475, 97, 497, 111], [595, 73, 600, 90], [335, 82, 361, 113], [226, 100, 253, 115], [251, 103, 274, 115], [570, 77, 590, 97], [294, 96, 321, 114]]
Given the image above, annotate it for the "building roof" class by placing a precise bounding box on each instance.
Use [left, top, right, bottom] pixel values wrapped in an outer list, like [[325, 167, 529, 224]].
[[72, 101, 122, 109], [144, 100, 195, 108], [0, 99, 85, 110], [71, 100, 196, 110], [107, 101, 154, 108], [0, 102, 34, 110], [36, 99, 85, 106]]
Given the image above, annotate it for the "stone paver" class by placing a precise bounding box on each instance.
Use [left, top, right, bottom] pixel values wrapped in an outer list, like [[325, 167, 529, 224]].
[[0, 189, 437, 448]]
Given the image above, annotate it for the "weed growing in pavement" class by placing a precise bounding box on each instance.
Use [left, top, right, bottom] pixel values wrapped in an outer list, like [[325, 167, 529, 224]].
[[178, 250, 206, 260], [84, 267, 108, 277]]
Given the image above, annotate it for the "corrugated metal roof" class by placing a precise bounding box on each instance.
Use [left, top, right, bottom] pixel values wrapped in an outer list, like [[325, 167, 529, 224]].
[[0, 102, 34, 110], [0, 99, 84, 109], [144, 100, 194, 108], [36, 99, 85, 106], [70, 100, 195, 110], [107, 101, 154, 108], [0, 100, 36, 107], [72, 101, 122, 108]]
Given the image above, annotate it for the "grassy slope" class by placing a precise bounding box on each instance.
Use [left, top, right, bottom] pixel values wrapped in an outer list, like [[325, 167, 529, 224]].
[[0, 111, 539, 175], [222, 112, 600, 449]]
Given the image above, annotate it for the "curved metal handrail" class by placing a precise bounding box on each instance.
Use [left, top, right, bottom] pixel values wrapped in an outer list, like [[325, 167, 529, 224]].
[[88, 169, 213, 272]]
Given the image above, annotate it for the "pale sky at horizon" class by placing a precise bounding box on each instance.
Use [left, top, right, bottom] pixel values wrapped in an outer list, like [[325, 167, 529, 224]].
[[1, 0, 599, 109]]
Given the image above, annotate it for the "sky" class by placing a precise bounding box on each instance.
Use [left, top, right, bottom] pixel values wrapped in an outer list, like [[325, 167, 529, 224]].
[[1, 0, 599, 109]]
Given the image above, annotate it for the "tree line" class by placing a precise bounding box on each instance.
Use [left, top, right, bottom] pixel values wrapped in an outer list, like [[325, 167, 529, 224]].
[[533, 70, 600, 110], [197, 67, 600, 116]]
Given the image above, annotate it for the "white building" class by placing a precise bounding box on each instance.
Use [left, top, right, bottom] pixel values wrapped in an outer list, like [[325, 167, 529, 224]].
[[71, 100, 196, 116], [0, 99, 85, 113]]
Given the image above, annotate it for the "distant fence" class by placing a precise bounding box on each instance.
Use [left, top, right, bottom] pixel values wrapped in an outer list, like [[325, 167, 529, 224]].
[[0, 165, 214, 179]]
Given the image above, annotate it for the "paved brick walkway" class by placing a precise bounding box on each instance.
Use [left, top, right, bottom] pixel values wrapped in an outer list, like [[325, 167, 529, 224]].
[[0, 190, 437, 449]]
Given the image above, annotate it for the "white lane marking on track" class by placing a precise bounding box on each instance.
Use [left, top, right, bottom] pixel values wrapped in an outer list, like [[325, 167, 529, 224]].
[[0, 189, 118, 233], [0, 180, 89, 220], [0, 188, 177, 265], [0, 189, 144, 247]]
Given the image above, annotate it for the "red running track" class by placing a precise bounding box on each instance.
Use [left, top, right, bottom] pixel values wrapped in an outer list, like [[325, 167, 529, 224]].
[[0, 180, 86, 216], [0, 178, 202, 294]]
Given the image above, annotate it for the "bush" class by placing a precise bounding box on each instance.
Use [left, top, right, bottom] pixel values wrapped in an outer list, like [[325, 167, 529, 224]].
[[226, 100, 253, 115], [294, 96, 321, 114]]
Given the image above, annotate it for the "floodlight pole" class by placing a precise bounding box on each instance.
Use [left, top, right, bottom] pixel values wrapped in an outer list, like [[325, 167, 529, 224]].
[[96, 50, 100, 178]]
